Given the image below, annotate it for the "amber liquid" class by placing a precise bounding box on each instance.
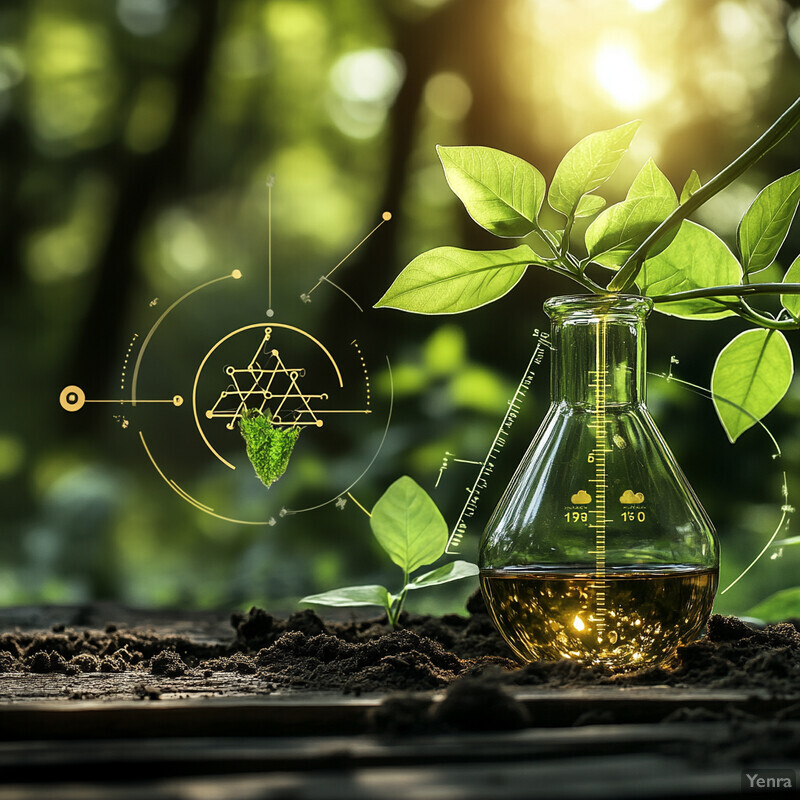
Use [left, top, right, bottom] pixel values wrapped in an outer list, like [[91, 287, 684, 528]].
[[480, 565, 717, 669]]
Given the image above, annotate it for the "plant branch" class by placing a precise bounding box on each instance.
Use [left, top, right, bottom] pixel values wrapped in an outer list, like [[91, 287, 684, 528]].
[[608, 96, 800, 293], [651, 283, 800, 329], [650, 283, 800, 303]]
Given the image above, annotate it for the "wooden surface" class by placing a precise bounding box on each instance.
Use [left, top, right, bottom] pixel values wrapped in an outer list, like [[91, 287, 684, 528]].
[[1, 604, 797, 800]]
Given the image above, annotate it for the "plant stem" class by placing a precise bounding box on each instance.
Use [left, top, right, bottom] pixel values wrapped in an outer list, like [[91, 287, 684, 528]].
[[388, 571, 410, 628], [650, 282, 800, 302], [651, 283, 800, 329], [608, 96, 800, 293]]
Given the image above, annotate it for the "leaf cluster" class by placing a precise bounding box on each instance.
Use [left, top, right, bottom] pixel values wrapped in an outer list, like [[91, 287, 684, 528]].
[[239, 408, 301, 488], [376, 100, 800, 443], [301, 476, 478, 627]]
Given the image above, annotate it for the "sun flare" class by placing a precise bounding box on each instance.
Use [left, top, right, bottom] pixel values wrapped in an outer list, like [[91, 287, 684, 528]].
[[593, 41, 660, 110]]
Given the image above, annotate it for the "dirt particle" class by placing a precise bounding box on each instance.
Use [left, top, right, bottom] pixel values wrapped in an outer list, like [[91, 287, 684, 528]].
[[150, 650, 186, 677], [231, 607, 276, 650], [432, 679, 530, 732], [370, 694, 434, 735], [100, 656, 125, 673], [70, 654, 100, 673], [284, 609, 328, 637], [134, 683, 161, 701], [707, 614, 756, 642], [28, 651, 66, 674]]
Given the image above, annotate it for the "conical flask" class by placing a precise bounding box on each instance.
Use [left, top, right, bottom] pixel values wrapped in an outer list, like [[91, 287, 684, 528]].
[[479, 295, 719, 669]]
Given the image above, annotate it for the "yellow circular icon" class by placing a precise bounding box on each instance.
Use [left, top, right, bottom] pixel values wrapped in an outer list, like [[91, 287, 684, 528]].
[[59, 385, 86, 412]]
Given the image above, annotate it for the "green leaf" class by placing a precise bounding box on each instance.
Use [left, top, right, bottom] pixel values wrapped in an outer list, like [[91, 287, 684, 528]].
[[300, 585, 391, 609], [638, 222, 742, 319], [679, 170, 701, 204], [745, 587, 800, 622], [548, 120, 641, 217], [238, 409, 301, 488], [711, 329, 793, 443], [370, 476, 448, 574], [585, 195, 676, 268], [406, 560, 480, 591], [574, 194, 607, 219], [627, 158, 678, 205], [374, 245, 534, 314], [738, 170, 800, 275], [436, 145, 546, 238], [781, 254, 800, 319]]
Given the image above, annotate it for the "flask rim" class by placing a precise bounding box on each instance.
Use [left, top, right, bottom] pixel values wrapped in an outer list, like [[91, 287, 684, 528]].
[[544, 293, 653, 321]]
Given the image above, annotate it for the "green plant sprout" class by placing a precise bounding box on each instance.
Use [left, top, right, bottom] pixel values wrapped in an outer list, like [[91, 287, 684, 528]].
[[376, 97, 800, 445], [239, 408, 301, 487], [301, 476, 478, 628]]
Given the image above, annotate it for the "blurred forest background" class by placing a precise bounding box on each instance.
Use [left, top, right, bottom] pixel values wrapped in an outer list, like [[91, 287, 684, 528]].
[[2, 0, 800, 617]]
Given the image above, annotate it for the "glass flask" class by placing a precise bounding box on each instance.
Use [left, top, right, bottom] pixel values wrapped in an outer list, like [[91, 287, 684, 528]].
[[479, 294, 719, 669]]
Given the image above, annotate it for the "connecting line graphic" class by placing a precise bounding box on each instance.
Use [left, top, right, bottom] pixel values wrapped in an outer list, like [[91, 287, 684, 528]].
[[301, 212, 391, 304], [320, 276, 364, 312], [59, 385, 183, 412], [205, 327, 370, 430], [267, 175, 275, 318]]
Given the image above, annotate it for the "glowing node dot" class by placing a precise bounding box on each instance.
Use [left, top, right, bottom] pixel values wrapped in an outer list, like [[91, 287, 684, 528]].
[[272, 349, 278, 356], [382, 211, 392, 221], [205, 410, 213, 419], [232, 269, 242, 279], [266, 309, 274, 318], [173, 395, 184, 407], [59, 385, 86, 412], [316, 420, 323, 427]]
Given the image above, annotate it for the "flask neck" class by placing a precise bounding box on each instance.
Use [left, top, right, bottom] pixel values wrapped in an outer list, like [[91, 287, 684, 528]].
[[546, 295, 651, 408]]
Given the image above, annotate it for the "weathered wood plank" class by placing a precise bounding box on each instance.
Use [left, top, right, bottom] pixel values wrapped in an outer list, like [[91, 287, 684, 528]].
[[0, 685, 792, 740], [0, 752, 780, 800], [0, 724, 750, 779]]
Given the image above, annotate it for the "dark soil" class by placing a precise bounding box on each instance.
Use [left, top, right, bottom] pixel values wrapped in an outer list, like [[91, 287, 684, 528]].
[[3, 595, 799, 767], [2, 592, 799, 700]]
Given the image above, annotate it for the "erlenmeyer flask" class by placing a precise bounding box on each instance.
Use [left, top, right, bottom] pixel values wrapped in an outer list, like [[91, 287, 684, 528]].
[[479, 295, 719, 669]]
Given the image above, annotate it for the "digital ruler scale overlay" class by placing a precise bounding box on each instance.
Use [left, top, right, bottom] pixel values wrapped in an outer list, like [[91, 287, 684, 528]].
[[445, 331, 550, 555]]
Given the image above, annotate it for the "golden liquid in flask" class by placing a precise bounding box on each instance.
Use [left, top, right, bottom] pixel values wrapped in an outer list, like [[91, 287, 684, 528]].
[[480, 565, 718, 669]]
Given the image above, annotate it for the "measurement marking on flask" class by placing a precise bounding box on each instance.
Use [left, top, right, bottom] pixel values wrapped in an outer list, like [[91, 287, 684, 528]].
[[588, 319, 609, 641], [445, 331, 551, 554]]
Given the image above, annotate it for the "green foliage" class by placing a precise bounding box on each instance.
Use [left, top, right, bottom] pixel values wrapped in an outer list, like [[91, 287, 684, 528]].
[[637, 222, 741, 319], [370, 475, 448, 573], [376, 101, 800, 443], [745, 587, 800, 622], [782, 255, 800, 318], [585, 159, 677, 268], [300, 584, 391, 608], [437, 145, 545, 237], [301, 476, 478, 627], [679, 170, 701, 204], [238, 409, 301, 488], [711, 329, 793, 443], [627, 158, 678, 204], [738, 170, 800, 276], [547, 120, 641, 217], [585, 196, 676, 268], [374, 244, 535, 314]]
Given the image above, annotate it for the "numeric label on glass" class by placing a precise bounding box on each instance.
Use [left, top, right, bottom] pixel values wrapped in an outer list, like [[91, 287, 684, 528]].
[[564, 511, 589, 523], [621, 510, 646, 523]]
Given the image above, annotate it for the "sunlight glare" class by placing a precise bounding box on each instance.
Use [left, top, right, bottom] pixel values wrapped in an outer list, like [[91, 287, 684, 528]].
[[594, 42, 659, 110], [628, 0, 667, 11]]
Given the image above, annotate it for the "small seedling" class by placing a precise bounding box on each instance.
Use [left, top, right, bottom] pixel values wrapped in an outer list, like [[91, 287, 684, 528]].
[[239, 408, 301, 487], [301, 475, 478, 627]]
